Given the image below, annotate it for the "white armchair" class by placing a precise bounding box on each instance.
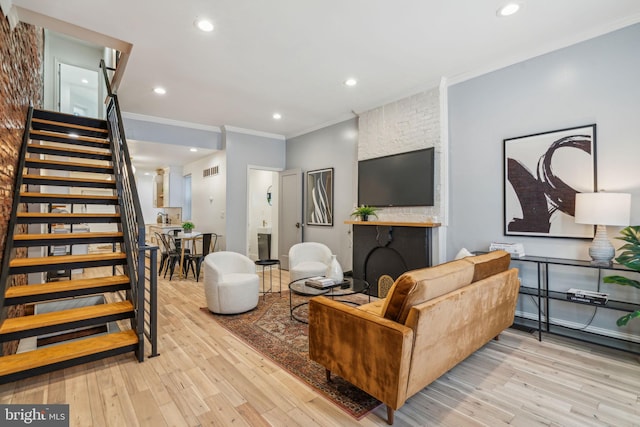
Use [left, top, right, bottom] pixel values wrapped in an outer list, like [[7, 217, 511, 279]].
[[288, 242, 333, 281], [203, 251, 259, 314]]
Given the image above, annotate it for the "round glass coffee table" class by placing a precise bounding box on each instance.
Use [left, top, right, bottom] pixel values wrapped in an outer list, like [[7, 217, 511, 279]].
[[288, 277, 370, 323]]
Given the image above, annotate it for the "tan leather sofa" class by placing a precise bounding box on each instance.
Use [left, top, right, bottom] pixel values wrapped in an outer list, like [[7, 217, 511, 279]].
[[308, 251, 519, 424]]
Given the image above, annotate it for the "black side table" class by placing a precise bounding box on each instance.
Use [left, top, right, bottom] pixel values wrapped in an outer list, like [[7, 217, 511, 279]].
[[255, 259, 281, 301]]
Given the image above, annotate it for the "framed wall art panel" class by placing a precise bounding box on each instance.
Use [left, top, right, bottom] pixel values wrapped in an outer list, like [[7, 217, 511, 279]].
[[306, 168, 333, 226], [504, 124, 597, 239]]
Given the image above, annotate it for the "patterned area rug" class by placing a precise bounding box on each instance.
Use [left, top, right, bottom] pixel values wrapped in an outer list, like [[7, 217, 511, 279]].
[[200, 292, 381, 419]]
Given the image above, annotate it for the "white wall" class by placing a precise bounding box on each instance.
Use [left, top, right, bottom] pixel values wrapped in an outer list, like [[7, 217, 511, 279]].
[[286, 118, 358, 270], [43, 30, 104, 114], [247, 169, 275, 260], [134, 173, 157, 225], [182, 151, 227, 250]]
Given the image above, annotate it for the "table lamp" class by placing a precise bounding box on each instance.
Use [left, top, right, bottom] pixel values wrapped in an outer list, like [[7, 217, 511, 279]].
[[574, 192, 631, 265]]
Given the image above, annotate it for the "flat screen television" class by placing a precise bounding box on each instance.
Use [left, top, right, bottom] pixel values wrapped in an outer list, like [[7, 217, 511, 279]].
[[357, 148, 434, 207]]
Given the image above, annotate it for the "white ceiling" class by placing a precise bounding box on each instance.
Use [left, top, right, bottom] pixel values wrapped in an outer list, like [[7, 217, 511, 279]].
[[11, 0, 640, 138]]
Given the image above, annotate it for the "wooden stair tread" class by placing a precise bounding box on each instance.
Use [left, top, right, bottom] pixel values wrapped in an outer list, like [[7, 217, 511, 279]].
[[18, 212, 120, 218], [31, 118, 109, 134], [28, 143, 110, 156], [30, 129, 109, 145], [22, 174, 115, 185], [0, 330, 137, 377], [24, 158, 113, 170], [9, 252, 126, 268], [0, 301, 133, 335], [5, 275, 129, 299], [20, 192, 118, 200], [14, 231, 123, 241]]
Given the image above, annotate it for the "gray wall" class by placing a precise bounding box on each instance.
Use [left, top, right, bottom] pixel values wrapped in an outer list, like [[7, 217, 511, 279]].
[[448, 23, 640, 261], [286, 118, 358, 270], [123, 117, 222, 150], [448, 23, 640, 341], [225, 130, 286, 253]]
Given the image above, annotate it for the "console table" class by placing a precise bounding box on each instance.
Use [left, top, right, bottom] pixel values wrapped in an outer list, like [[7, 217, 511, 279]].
[[508, 255, 640, 354]]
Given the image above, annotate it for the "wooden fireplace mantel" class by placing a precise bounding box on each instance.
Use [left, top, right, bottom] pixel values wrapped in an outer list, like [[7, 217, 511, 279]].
[[344, 220, 441, 228]]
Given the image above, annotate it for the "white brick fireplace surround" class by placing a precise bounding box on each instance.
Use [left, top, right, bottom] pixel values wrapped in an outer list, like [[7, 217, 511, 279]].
[[357, 85, 447, 263]]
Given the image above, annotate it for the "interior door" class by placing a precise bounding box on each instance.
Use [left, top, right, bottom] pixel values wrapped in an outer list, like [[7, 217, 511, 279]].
[[278, 169, 303, 269]]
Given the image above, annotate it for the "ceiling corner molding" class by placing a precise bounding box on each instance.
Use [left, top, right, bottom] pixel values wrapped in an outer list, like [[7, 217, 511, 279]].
[[222, 126, 286, 141], [121, 112, 222, 133], [286, 112, 359, 140], [447, 15, 640, 87]]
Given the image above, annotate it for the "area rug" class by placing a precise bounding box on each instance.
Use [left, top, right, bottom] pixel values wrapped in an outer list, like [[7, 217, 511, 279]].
[[199, 292, 381, 419]]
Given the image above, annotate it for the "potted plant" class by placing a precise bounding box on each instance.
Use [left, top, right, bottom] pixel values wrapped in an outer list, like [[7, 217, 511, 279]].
[[350, 205, 379, 222], [603, 226, 640, 326], [182, 221, 195, 233]]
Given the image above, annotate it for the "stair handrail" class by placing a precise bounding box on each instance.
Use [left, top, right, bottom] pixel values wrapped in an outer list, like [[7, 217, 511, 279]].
[[0, 105, 35, 325], [100, 59, 150, 360]]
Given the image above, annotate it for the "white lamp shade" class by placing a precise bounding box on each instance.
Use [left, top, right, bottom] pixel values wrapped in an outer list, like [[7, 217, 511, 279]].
[[574, 192, 631, 226]]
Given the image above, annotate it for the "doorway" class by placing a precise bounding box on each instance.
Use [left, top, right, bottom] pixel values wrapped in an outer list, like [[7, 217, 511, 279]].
[[57, 62, 100, 118], [247, 168, 279, 261]]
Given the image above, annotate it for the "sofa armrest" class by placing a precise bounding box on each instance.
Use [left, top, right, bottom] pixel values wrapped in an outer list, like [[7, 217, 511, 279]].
[[309, 296, 414, 409]]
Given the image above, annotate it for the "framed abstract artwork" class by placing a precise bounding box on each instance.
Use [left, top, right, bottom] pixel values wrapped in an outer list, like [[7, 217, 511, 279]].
[[503, 124, 597, 239], [306, 168, 333, 226]]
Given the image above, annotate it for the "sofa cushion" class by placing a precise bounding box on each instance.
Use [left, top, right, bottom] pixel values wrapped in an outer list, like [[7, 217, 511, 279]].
[[463, 250, 511, 282], [357, 299, 385, 316], [381, 259, 474, 324]]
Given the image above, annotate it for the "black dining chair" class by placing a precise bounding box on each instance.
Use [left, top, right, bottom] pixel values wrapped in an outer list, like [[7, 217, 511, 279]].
[[155, 232, 171, 275], [161, 233, 190, 280], [184, 233, 218, 281]]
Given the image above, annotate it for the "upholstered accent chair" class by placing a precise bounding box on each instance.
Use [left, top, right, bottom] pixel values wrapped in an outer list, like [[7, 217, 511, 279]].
[[288, 242, 333, 281], [309, 251, 519, 425], [203, 251, 259, 314]]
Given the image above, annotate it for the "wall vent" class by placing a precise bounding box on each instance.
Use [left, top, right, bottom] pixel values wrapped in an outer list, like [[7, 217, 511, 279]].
[[203, 165, 219, 177]]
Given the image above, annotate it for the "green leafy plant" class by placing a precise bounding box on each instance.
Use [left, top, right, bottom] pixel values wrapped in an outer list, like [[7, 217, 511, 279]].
[[603, 226, 640, 326], [182, 221, 195, 232], [350, 205, 380, 221]]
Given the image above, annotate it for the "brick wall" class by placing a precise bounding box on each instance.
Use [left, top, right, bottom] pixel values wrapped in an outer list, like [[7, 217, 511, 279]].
[[358, 87, 442, 222], [0, 10, 43, 355]]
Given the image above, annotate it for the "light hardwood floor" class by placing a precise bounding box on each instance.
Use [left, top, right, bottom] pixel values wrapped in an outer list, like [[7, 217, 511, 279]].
[[1, 264, 639, 426]]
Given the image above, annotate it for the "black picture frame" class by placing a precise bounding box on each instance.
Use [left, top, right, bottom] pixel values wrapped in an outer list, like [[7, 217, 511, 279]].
[[306, 168, 334, 226], [503, 124, 597, 239]]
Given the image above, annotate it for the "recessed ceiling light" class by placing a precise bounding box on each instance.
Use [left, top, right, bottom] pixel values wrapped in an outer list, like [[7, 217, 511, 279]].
[[81, 78, 88, 84], [153, 87, 166, 95], [144, 172, 150, 176], [190, 148, 198, 152], [344, 78, 358, 87], [195, 18, 214, 32], [273, 113, 282, 120], [497, 3, 520, 17]]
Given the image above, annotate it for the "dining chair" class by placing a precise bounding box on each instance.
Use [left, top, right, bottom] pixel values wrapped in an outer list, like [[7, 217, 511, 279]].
[[185, 233, 218, 281], [163, 233, 190, 280], [155, 232, 171, 275]]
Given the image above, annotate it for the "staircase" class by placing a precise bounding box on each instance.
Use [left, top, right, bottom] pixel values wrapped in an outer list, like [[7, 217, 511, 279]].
[[0, 104, 156, 384]]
